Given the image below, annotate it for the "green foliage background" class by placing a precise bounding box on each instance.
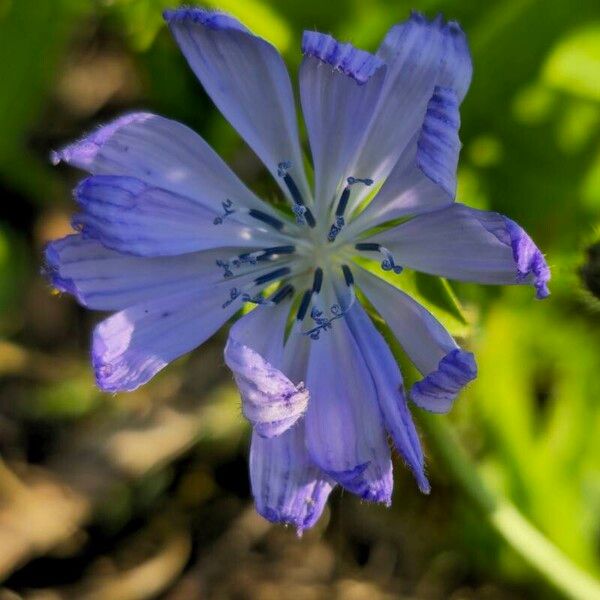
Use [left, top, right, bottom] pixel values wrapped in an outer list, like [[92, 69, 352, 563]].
[[0, 0, 599, 598]]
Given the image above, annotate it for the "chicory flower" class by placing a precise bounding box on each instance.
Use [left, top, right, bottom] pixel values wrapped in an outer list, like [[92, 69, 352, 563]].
[[45, 8, 550, 533]]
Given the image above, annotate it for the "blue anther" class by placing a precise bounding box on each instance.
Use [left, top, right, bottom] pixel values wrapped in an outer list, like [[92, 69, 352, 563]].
[[213, 199, 235, 225], [222, 287, 241, 308]]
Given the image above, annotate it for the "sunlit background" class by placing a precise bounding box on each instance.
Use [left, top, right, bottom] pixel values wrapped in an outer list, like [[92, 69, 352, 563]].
[[1, 0, 599, 598]]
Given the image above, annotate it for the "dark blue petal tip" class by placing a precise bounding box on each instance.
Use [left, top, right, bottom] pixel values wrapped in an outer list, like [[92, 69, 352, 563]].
[[504, 218, 551, 299], [324, 462, 392, 505], [163, 7, 249, 33], [411, 349, 477, 413], [416, 85, 461, 198], [302, 31, 385, 85]]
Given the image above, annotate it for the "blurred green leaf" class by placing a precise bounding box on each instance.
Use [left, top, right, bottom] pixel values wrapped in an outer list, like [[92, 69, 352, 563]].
[[0, 0, 90, 202], [543, 23, 600, 101]]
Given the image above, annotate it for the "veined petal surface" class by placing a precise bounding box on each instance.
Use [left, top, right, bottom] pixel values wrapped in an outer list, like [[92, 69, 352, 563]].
[[45, 235, 253, 311], [52, 113, 275, 216], [344, 302, 429, 492], [305, 289, 393, 502], [370, 204, 550, 299], [73, 175, 283, 257], [164, 8, 310, 203], [300, 32, 386, 218]]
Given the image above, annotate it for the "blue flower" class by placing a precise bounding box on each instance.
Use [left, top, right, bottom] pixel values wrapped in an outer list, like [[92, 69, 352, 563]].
[[45, 8, 550, 534]]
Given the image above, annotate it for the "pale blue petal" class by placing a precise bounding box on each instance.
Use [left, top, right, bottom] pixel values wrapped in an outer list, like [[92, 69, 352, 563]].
[[371, 204, 551, 299], [44, 234, 252, 311], [353, 86, 460, 230], [73, 175, 281, 256], [354, 268, 476, 413], [52, 113, 273, 215], [344, 302, 429, 492], [224, 301, 308, 437], [349, 13, 472, 205], [300, 32, 386, 216], [164, 8, 310, 202], [250, 425, 334, 534], [305, 294, 393, 503], [92, 272, 263, 392], [378, 12, 472, 103]]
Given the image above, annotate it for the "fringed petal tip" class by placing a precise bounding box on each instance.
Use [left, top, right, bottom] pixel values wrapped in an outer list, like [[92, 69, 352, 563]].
[[408, 10, 464, 36], [379, 11, 472, 103], [503, 218, 551, 299], [410, 349, 477, 413], [163, 7, 249, 33], [50, 113, 153, 168], [224, 338, 309, 438], [301, 31, 385, 85]]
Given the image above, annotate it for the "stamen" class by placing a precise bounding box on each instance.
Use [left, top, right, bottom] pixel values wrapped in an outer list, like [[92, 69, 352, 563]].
[[254, 266, 292, 286], [340, 264, 357, 310], [270, 283, 294, 304], [277, 161, 316, 228], [222, 287, 241, 308], [328, 177, 373, 242], [296, 290, 312, 322], [341, 264, 354, 287], [216, 259, 234, 278], [304, 305, 346, 340], [213, 199, 235, 225], [217, 246, 296, 278], [311, 267, 323, 294], [248, 209, 285, 231], [241, 293, 273, 306], [355, 242, 403, 275]]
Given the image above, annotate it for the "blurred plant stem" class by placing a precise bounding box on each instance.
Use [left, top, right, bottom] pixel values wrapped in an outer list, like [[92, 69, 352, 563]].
[[418, 412, 600, 600]]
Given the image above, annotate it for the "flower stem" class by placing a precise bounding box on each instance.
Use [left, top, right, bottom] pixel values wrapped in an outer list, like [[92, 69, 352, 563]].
[[417, 412, 600, 600]]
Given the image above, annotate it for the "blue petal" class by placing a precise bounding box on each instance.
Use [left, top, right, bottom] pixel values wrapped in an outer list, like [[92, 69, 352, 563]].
[[73, 175, 280, 256], [51, 113, 153, 168], [349, 13, 471, 198], [52, 113, 274, 216], [305, 291, 393, 503], [370, 203, 551, 298], [411, 349, 477, 413], [299, 32, 386, 220], [92, 270, 265, 392], [345, 303, 430, 493], [44, 234, 248, 311], [378, 12, 472, 103], [224, 302, 308, 438], [356, 85, 460, 228], [504, 218, 551, 299], [354, 267, 476, 413], [164, 8, 310, 203], [250, 425, 334, 534]]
